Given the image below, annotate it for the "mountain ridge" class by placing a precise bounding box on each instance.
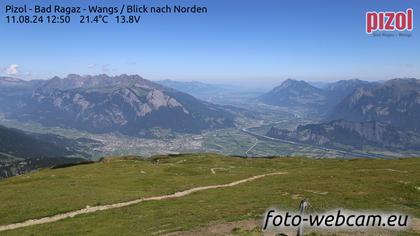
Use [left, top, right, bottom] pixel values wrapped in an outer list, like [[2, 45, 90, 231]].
[[1, 74, 235, 137], [258, 79, 328, 108], [328, 78, 420, 132], [266, 119, 420, 150], [0, 125, 96, 178], [258, 79, 372, 112]]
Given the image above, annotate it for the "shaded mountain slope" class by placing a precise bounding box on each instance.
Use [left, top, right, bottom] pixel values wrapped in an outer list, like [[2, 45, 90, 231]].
[[328, 78, 420, 132], [267, 120, 420, 150], [1, 74, 235, 137]]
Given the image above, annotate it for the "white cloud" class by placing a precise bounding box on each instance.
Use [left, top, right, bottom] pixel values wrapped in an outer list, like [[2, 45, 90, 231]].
[[87, 64, 96, 69], [5, 64, 19, 75]]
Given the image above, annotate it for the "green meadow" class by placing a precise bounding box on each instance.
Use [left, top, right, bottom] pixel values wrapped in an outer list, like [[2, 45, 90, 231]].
[[0, 154, 419, 235]]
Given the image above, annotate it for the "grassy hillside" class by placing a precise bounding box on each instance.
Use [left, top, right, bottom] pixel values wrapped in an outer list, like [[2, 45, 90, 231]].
[[0, 154, 419, 235]]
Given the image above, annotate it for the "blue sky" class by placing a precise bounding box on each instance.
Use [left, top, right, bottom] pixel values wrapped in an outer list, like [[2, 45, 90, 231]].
[[1, 0, 419, 85]]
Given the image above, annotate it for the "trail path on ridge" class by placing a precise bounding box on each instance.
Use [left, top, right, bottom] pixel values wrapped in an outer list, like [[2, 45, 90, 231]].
[[0, 172, 286, 232]]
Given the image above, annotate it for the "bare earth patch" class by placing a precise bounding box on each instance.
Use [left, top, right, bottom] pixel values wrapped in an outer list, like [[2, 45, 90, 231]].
[[169, 218, 420, 236], [166, 219, 261, 236]]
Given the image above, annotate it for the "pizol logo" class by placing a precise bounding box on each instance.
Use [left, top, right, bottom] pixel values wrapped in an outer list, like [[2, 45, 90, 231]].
[[366, 9, 413, 34]]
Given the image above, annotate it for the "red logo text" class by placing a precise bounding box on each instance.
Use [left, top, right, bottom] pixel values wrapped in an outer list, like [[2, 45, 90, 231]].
[[366, 9, 413, 34]]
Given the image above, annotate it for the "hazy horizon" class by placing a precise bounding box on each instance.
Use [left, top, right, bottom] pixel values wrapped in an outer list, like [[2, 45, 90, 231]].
[[2, 73, 417, 91], [1, 72, 408, 90]]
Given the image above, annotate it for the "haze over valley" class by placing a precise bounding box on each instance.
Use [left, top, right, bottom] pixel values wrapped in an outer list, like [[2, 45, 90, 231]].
[[1, 74, 419, 177]]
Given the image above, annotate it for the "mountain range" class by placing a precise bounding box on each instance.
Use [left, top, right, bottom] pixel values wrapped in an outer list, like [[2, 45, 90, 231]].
[[267, 120, 420, 151], [258, 79, 376, 113], [262, 78, 420, 150], [258, 79, 329, 108], [1, 75, 419, 163], [0, 75, 235, 137], [0, 77, 42, 112], [328, 78, 420, 132]]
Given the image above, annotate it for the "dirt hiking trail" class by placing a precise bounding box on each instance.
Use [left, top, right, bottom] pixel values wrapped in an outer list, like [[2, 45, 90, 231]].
[[0, 172, 286, 232]]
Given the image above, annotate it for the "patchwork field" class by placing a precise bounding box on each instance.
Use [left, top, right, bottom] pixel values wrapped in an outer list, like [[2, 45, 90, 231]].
[[0, 154, 419, 235]]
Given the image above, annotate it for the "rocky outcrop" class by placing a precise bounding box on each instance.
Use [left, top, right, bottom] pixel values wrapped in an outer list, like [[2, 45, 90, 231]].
[[10, 74, 234, 137], [267, 120, 420, 150], [328, 78, 420, 132]]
